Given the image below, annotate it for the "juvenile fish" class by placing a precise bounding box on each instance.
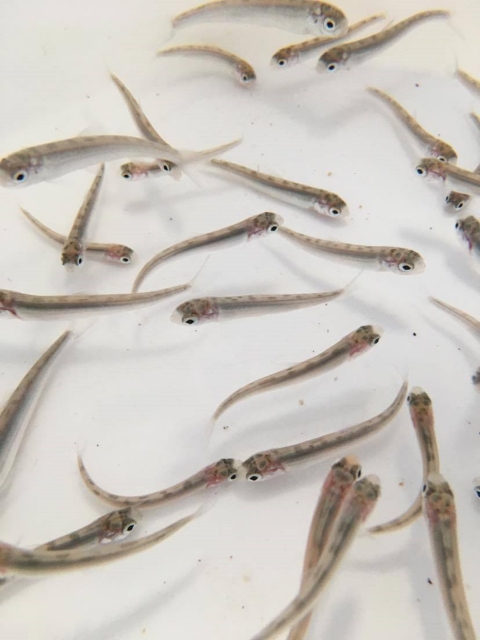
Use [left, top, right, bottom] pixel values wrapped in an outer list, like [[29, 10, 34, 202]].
[[0, 134, 238, 188], [0, 330, 71, 489], [455, 215, 480, 257], [318, 11, 450, 73], [456, 68, 480, 95], [286, 457, 361, 640], [210, 159, 348, 218], [279, 225, 425, 274], [172, 1, 348, 37], [416, 158, 480, 193], [367, 87, 457, 163], [20, 207, 133, 265], [213, 325, 382, 420], [445, 191, 471, 213], [78, 457, 242, 508], [271, 14, 384, 68], [157, 45, 256, 87], [423, 473, 477, 640], [243, 381, 407, 481], [0, 510, 197, 576], [0, 284, 190, 320], [132, 212, 283, 293], [173, 283, 349, 325], [429, 297, 480, 389], [369, 387, 440, 534], [61, 164, 104, 268], [111, 74, 180, 181], [251, 475, 381, 640]]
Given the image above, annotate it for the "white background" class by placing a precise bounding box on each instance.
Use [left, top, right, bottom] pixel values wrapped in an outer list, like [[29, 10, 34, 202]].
[[0, 0, 479, 638]]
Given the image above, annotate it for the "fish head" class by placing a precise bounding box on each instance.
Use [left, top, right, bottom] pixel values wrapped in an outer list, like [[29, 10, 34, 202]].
[[205, 459, 244, 486], [314, 192, 349, 218], [120, 162, 151, 181], [317, 46, 350, 73], [348, 325, 383, 357], [270, 46, 300, 69], [0, 151, 42, 188], [247, 212, 284, 238], [104, 244, 134, 265], [100, 507, 141, 543], [455, 215, 478, 252], [407, 387, 433, 427], [352, 475, 381, 513], [415, 158, 447, 182], [328, 456, 362, 490], [173, 298, 218, 325], [379, 248, 426, 275], [234, 63, 256, 87], [61, 240, 84, 268], [423, 473, 455, 522], [0, 290, 19, 318], [309, 3, 348, 37], [428, 141, 457, 164], [445, 191, 470, 213], [242, 452, 285, 482]]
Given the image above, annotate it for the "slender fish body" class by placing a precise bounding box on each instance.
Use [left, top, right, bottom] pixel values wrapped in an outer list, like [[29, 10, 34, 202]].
[[61, 164, 105, 267], [78, 457, 242, 508], [157, 45, 256, 87], [250, 475, 381, 640], [456, 68, 480, 95], [132, 212, 283, 292], [172, 1, 349, 37], [0, 511, 197, 576], [213, 325, 383, 420], [173, 284, 347, 325], [318, 11, 450, 72], [210, 159, 348, 218], [242, 381, 407, 481], [367, 87, 457, 162], [271, 14, 384, 68], [20, 207, 133, 264], [279, 225, 425, 274], [286, 457, 362, 640], [369, 387, 440, 534], [0, 331, 71, 489], [0, 284, 190, 321], [423, 473, 477, 640]]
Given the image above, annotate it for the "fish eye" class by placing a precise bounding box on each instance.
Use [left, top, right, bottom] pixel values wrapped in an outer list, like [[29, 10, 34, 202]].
[[407, 394, 411, 403], [416, 166, 426, 176], [422, 483, 427, 493], [122, 171, 132, 179], [183, 316, 198, 325], [76, 255, 83, 266], [124, 523, 135, 533], [277, 58, 286, 67], [455, 202, 464, 210], [13, 170, 27, 182], [268, 223, 278, 232], [324, 17, 336, 31], [329, 207, 340, 216], [399, 263, 412, 272], [372, 336, 380, 345], [437, 156, 447, 163], [356, 468, 362, 479], [445, 195, 450, 203], [455, 222, 460, 229], [327, 63, 337, 72], [248, 474, 260, 482], [120, 256, 131, 264], [475, 486, 480, 498], [241, 74, 249, 82], [228, 473, 237, 481]]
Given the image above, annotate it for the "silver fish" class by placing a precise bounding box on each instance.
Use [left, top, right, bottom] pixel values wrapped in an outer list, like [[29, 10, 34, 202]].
[[279, 225, 425, 274], [243, 381, 407, 481], [0, 511, 197, 576], [367, 87, 457, 163], [173, 282, 350, 325], [157, 45, 256, 86], [369, 387, 440, 534], [78, 457, 242, 508], [423, 473, 477, 640], [213, 325, 383, 420], [271, 14, 384, 68], [318, 11, 450, 73], [286, 457, 362, 640], [210, 159, 348, 218], [19, 207, 134, 265], [172, 1, 349, 37], [0, 330, 71, 489], [132, 212, 283, 293], [61, 164, 104, 268], [0, 284, 190, 321], [250, 475, 381, 640]]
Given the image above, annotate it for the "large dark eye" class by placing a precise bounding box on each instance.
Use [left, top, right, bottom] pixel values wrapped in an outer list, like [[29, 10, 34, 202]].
[[399, 263, 412, 272], [120, 256, 130, 264], [456, 202, 464, 210], [241, 74, 249, 82], [183, 316, 197, 325], [76, 256, 83, 266], [163, 164, 171, 172], [445, 195, 450, 203], [372, 336, 380, 345], [324, 17, 336, 31], [125, 523, 135, 532], [248, 474, 260, 482], [327, 63, 337, 72], [416, 166, 426, 176], [422, 483, 427, 493], [277, 59, 286, 67], [268, 224, 278, 232], [228, 473, 237, 481], [330, 207, 340, 216], [122, 171, 132, 179], [475, 486, 480, 498], [407, 394, 411, 403], [455, 222, 460, 229], [437, 156, 446, 163], [13, 170, 27, 182]]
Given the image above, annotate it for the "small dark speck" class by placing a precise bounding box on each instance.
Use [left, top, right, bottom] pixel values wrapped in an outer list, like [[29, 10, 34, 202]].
[[229, 555, 233, 559], [86, 95, 90, 99], [223, 425, 229, 430], [334, 377, 338, 381], [415, 83, 420, 87], [429, 227, 433, 231], [427, 578, 433, 585], [413, 332, 417, 337], [242, 606, 245, 610], [169, 218, 173, 221], [198, 559, 202, 562], [96, 444, 99, 447]]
